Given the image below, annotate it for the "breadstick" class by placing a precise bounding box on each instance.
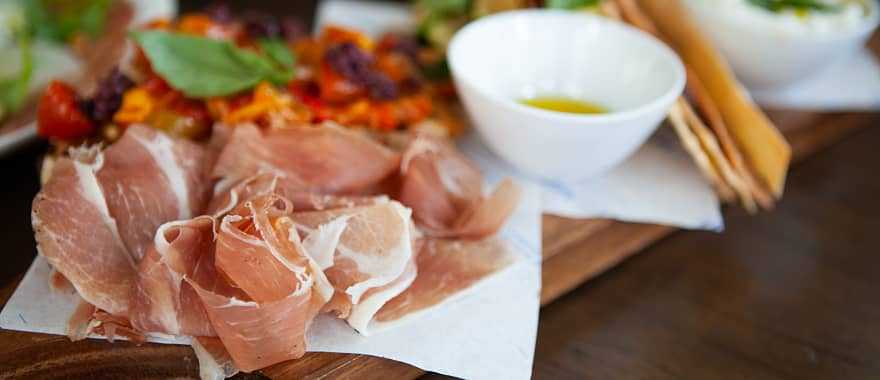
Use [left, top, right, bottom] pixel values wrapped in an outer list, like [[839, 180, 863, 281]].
[[636, 0, 791, 198]]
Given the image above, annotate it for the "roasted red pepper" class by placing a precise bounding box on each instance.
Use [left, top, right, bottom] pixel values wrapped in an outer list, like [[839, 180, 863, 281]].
[[37, 81, 95, 140]]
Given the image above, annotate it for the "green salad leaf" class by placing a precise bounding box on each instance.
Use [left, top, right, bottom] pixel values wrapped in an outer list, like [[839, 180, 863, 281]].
[[417, 0, 471, 16], [545, 0, 601, 10], [746, 0, 842, 13], [24, 0, 113, 43], [259, 39, 297, 69], [0, 12, 34, 119], [131, 30, 296, 98]]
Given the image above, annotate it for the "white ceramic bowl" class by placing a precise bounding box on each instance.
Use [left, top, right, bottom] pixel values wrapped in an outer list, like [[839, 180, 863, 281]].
[[684, 0, 880, 91], [447, 10, 685, 181]]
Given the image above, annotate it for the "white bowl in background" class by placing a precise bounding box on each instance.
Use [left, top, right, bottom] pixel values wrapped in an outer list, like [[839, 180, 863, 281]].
[[684, 0, 880, 91], [447, 10, 685, 181]]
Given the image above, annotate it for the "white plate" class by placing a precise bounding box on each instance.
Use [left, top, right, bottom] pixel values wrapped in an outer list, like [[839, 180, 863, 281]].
[[0, 0, 177, 156]]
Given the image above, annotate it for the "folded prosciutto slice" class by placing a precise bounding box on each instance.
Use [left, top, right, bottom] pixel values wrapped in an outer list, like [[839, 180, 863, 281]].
[[31, 114, 526, 377], [375, 237, 516, 326], [292, 199, 417, 335], [398, 135, 521, 239], [213, 123, 400, 194], [97, 125, 213, 260], [208, 172, 385, 218], [32, 125, 211, 316], [195, 195, 332, 371], [130, 194, 333, 373], [129, 216, 226, 337]]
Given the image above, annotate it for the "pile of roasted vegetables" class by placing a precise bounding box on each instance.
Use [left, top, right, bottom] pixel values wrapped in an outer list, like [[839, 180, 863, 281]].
[[37, 3, 461, 145]]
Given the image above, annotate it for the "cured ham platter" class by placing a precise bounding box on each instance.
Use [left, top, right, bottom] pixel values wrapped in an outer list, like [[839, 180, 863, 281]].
[[0, 107, 872, 378], [0, 0, 877, 378]]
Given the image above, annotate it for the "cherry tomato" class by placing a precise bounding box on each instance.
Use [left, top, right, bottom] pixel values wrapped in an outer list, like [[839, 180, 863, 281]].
[[318, 62, 364, 104], [37, 81, 95, 140], [289, 81, 332, 122], [143, 75, 172, 96]]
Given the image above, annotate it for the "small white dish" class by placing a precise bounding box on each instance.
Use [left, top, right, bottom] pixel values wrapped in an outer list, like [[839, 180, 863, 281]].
[[447, 10, 685, 181], [684, 0, 880, 91]]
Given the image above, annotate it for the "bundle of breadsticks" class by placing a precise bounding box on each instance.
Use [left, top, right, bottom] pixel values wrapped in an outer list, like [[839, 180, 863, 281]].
[[597, 0, 792, 213]]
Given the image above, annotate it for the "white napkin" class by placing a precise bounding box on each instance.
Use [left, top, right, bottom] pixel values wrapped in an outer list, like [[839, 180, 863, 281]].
[[753, 48, 880, 111], [314, 0, 414, 36], [316, 0, 724, 231], [461, 129, 723, 230]]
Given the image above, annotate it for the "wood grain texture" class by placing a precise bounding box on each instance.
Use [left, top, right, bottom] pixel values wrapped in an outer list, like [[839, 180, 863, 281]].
[[531, 119, 880, 380]]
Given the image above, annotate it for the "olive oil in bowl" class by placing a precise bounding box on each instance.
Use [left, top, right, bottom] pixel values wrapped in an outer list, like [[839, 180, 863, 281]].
[[520, 96, 608, 115]]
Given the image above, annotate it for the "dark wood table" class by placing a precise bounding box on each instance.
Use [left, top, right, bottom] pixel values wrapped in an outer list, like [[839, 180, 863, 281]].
[[530, 122, 880, 379], [1, 1, 878, 379]]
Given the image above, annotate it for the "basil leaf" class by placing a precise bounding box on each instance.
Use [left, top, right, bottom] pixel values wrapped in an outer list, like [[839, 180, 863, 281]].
[[545, 0, 600, 9], [132, 30, 293, 98], [259, 39, 297, 69]]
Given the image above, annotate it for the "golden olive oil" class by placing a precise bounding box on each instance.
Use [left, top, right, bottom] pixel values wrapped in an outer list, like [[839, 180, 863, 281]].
[[520, 96, 608, 115]]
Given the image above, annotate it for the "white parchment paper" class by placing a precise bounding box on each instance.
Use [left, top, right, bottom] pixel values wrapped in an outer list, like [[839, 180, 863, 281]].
[[753, 48, 880, 112]]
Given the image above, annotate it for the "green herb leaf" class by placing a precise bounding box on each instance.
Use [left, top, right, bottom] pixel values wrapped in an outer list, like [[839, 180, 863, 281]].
[[259, 39, 297, 69], [417, 0, 471, 16], [420, 58, 451, 80], [746, 0, 842, 13], [131, 30, 294, 98], [545, 0, 600, 10], [24, 0, 113, 43], [0, 31, 34, 117]]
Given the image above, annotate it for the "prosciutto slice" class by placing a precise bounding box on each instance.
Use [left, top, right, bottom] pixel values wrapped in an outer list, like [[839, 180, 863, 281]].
[[375, 237, 516, 325], [129, 216, 225, 336], [192, 195, 332, 372], [98, 125, 212, 260], [213, 123, 400, 194], [292, 199, 417, 335], [32, 116, 526, 376], [33, 147, 137, 316], [129, 194, 333, 372], [398, 135, 521, 239], [208, 172, 384, 218], [32, 126, 211, 316]]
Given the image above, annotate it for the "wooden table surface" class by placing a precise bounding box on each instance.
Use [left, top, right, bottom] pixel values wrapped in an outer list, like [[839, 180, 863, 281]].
[[529, 120, 880, 380], [1, 1, 878, 379]]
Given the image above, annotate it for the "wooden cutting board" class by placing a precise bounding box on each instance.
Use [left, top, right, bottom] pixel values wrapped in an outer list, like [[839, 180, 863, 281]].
[[0, 108, 872, 379]]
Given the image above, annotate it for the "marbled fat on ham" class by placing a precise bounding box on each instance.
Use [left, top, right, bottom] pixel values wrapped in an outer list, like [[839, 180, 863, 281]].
[[32, 125, 212, 316], [98, 125, 213, 260], [32, 147, 137, 316], [292, 199, 417, 335]]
